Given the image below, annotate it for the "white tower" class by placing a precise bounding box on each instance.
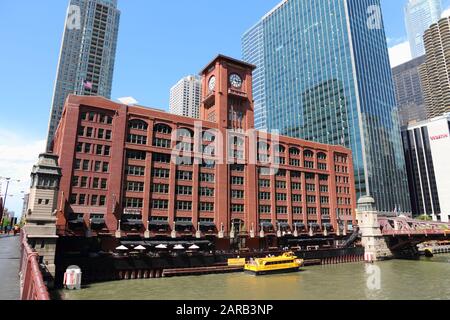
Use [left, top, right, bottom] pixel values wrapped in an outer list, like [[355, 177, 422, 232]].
[[169, 75, 202, 119]]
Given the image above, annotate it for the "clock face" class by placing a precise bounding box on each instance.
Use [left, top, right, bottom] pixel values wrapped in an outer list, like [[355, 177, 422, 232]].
[[208, 76, 216, 91], [229, 74, 242, 88]]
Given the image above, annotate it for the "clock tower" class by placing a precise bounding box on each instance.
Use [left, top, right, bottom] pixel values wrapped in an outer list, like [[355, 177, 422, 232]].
[[200, 55, 258, 247]]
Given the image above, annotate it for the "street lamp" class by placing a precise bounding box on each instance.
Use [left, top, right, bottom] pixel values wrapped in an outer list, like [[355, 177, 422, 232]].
[[0, 177, 21, 223]]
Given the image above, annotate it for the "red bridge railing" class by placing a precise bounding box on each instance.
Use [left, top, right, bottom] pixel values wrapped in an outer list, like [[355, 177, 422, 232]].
[[19, 232, 50, 300]]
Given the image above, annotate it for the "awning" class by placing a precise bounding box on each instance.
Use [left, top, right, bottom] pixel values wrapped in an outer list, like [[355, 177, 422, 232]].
[[294, 222, 305, 228], [91, 218, 105, 225], [149, 221, 169, 227], [309, 223, 320, 228], [323, 223, 333, 229], [121, 240, 147, 246], [199, 221, 216, 227], [144, 240, 211, 246], [123, 219, 143, 226], [278, 222, 290, 228], [260, 222, 273, 228], [175, 221, 194, 227]]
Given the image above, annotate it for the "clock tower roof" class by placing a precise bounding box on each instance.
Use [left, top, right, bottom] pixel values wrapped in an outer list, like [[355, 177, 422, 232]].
[[200, 54, 256, 75]]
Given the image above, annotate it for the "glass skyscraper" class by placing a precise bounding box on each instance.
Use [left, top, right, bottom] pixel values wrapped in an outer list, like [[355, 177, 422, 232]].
[[242, 0, 411, 213], [46, 0, 120, 151], [405, 0, 442, 58]]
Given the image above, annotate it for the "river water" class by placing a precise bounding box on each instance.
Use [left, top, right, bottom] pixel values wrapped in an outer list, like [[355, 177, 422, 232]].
[[62, 254, 450, 300]]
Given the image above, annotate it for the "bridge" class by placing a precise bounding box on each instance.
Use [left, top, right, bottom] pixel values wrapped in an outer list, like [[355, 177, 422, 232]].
[[357, 196, 450, 260]]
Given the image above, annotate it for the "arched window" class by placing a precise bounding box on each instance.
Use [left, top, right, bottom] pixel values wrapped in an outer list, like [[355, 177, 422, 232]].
[[203, 131, 215, 142], [317, 152, 327, 160], [128, 119, 148, 131], [289, 147, 301, 155], [274, 144, 286, 153], [304, 150, 314, 158], [176, 128, 194, 139], [154, 123, 172, 134]]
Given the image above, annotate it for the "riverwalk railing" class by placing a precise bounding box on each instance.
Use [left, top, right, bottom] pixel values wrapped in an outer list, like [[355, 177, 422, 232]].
[[19, 232, 50, 300]]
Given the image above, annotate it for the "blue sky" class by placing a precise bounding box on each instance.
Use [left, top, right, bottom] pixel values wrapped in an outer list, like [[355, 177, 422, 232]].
[[0, 0, 449, 216]]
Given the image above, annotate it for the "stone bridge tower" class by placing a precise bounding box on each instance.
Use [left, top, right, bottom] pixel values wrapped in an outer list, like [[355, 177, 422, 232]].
[[23, 153, 62, 279], [356, 196, 393, 261]]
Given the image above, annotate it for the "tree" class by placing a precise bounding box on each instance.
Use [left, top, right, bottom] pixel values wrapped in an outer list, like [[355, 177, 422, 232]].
[[418, 215, 432, 221]]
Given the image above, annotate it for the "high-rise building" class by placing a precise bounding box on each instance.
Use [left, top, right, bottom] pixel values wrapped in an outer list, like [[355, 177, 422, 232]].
[[405, 0, 442, 58], [401, 113, 450, 221], [419, 15, 450, 119], [392, 55, 427, 127], [242, 0, 411, 214], [46, 0, 120, 151], [169, 75, 202, 119]]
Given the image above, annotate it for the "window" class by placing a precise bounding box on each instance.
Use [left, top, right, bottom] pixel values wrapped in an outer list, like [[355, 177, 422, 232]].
[[259, 180, 270, 188], [276, 193, 287, 201], [176, 128, 194, 139], [203, 131, 215, 142], [124, 198, 143, 208], [76, 143, 83, 153], [293, 207, 302, 215], [276, 206, 287, 214], [176, 201, 192, 211], [127, 150, 146, 160], [127, 181, 144, 192], [70, 194, 77, 204], [307, 207, 317, 215], [231, 204, 244, 213], [98, 128, 104, 139], [318, 163, 327, 170], [80, 177, 88, 188], [82, 160, 89, 171], [105, 130, 112, 140], [101, 179, 108, 189], [292, 194, 302, 202], [91, 195, 98, 206], [75, 159, 81, 170], [304, 161, 314, 169], [154, 123, 172, 134], [200, 173, 215, 182], [276, 181, 286, 189], [307, 196, 316, 203], [231, 190, 244, 199], [176, 171, 193, 181], [72, 176, 79, 187], [304, 150, 314, 158], [152, 200, 169, 210], [259, 192, 271, 200], [289, 147, 300, 155], [276, 169, 286, 177], [153, 138, 171, 148], [94, 161, 101, 172], [290, 159, 300, 166], [84, 143, 91, 153], [259, 205, 271, 214], [317, 152, 327, 160], [231, 164, 245, 172], [200, 187, 214, 197], [93, 178, 99, 189], [78, 126, 85, 136], [128, 134, 147, 145], [125, 165, 145, 176], [291, 182, 301, 190], [152, 183, 169, 194], [200, 202, 214, 212], [86, 127, 93, 137], [231, 176, 243, 185], [320, 185, 329, 192], [306, 184, 316, 192], [152, 153, 171, 163], [99, 196, 106, 206], [79, 194, 86, 205], [176, 185, 192, 195], [152, 168, 170, 179], [96, 145, 103, 155], [129, 120, 148, 131], [102, 162, 109, 173]]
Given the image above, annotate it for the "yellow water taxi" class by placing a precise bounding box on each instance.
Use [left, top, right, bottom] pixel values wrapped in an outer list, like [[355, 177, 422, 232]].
[[244, 252, 304, 275]]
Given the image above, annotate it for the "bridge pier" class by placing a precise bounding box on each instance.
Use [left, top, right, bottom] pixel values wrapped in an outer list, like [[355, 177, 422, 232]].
[[356, 196, 393, 262]]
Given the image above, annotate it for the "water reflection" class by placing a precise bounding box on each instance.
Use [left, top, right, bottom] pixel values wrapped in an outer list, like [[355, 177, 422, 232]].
[[62, 255, 450, 300]]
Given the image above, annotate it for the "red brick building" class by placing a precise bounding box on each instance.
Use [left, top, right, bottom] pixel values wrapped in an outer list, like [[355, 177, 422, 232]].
[[52, 55, 356, 250]]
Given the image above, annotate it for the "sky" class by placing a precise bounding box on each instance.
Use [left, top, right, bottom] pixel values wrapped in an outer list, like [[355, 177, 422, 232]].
[[0, 0, 449, 216]]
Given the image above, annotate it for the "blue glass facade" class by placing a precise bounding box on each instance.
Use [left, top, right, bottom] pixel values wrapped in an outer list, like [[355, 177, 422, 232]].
[[242, 0, 411, 213]]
